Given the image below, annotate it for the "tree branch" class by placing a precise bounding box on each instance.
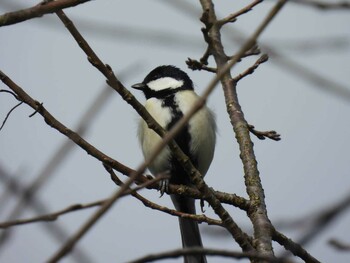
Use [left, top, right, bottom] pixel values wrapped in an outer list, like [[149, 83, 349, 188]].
[[0, 70, 135, 178], [0, 174, 170, 229], [329, 239, 350, 251], [0, 0, 90, 27], [272, 229, 321, 263], [199, 0, 287, 258], [217, 0, 263, 27], [105, 165, 223, 226], [127, 247, 288, 263], [288, 0, 350, 10], [233, 54, 269, 83], [0, 200, 105, 229]]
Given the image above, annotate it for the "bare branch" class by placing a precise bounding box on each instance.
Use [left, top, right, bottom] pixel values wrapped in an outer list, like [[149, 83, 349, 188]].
[[0, 174, 167, 229], [329, 239, 350, 251], [0, 0, 90, 27], [186, 57, 217, 73], [272, 229, 321, 263], [0, 200, 105, 229], [293, 192, 350, 247], [288, 0, 350, 10], [218, 0, 263, 26], [199, 0, 287, 257], [127, 247, 288, 263], [233, 54, 269, 83], [105, 165, 223, 226], [0, 101, 23, 131], [0, 70, 136, 178], [0, 166, 94, 263]]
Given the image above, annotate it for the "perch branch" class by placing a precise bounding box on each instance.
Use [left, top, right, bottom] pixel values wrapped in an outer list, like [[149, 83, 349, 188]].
[[0, 0, 90, 27], [105, 165, 222, 226]]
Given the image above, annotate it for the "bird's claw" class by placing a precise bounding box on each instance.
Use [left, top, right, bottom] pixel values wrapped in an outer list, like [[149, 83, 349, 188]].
[[159, 178, 169, 197], [157, 170, 171, 197]]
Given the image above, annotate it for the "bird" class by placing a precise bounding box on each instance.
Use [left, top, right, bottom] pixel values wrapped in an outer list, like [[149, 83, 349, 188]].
[[132, 65, 216, 263]]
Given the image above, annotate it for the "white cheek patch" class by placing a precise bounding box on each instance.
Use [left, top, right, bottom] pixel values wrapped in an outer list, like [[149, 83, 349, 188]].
[[147, 77, 184, 91]]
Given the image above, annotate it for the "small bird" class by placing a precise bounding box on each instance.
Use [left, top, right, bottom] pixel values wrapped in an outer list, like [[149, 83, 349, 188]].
[[132, 65, 216, 263]]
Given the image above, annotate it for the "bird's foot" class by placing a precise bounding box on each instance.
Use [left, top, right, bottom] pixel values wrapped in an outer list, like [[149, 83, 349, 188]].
[[156, 170, 171, 197]]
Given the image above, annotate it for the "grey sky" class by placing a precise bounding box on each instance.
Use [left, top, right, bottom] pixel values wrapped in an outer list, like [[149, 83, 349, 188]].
[[0, 0, 350, 262]]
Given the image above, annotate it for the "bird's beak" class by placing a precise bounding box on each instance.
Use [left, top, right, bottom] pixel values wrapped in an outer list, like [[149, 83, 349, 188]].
[[131, 83, 146, 90]]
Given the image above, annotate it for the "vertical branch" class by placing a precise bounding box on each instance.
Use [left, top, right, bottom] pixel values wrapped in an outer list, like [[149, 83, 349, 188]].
[[198, 0, 287, 257]]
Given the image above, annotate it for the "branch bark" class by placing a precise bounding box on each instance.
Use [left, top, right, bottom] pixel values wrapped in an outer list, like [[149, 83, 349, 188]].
[[0, 0, 90, 27], [198, 0, 287, 258]]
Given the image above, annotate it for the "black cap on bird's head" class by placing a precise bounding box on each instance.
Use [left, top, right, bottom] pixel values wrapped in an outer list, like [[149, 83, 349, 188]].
[[132, 65, 194, 99]]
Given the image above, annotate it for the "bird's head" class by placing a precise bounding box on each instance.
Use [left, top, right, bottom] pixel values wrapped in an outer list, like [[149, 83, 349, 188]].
[[132, 65, 194, 99]]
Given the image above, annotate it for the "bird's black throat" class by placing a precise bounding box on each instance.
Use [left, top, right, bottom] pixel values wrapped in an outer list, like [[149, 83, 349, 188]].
[[162, 94, 197, 186]]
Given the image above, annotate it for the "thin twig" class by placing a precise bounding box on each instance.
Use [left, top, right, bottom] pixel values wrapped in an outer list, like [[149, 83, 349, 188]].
[[248, 125, 281, 141], [288, 0, 350, 10], [0, 101, 23, 131], [0, 89, 20, 100], [0, 200, 105, 229], [186, 57, 217, 73], [218, 0, 263, 26], [233, 54, 269, 83], [329, 239, 350, 251]]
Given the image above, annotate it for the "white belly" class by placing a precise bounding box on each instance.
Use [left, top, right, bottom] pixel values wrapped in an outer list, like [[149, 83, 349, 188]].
[[138, 91, 216, 177]]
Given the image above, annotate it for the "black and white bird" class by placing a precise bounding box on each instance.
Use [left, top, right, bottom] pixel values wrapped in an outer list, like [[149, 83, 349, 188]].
[[132, 65, 216, 263]]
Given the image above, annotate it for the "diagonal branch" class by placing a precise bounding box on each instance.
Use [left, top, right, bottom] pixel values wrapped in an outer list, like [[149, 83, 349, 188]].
[[0, 70, 135, 178], [217, 0, 263, 27], [0, 0, 90, 27], [272, 229, 321, 263], [233, 54, 269, 83]]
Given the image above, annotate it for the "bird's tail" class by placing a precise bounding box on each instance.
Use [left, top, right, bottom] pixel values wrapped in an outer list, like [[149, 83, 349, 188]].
[[171, 194, 207, 263]]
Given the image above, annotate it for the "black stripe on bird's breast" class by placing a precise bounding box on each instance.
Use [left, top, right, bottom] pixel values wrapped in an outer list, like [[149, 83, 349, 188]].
[[162, 95, 197, 186]]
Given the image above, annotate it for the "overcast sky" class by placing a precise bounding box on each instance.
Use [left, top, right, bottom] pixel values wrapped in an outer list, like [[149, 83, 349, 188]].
[[0, 0, 350, 262]]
